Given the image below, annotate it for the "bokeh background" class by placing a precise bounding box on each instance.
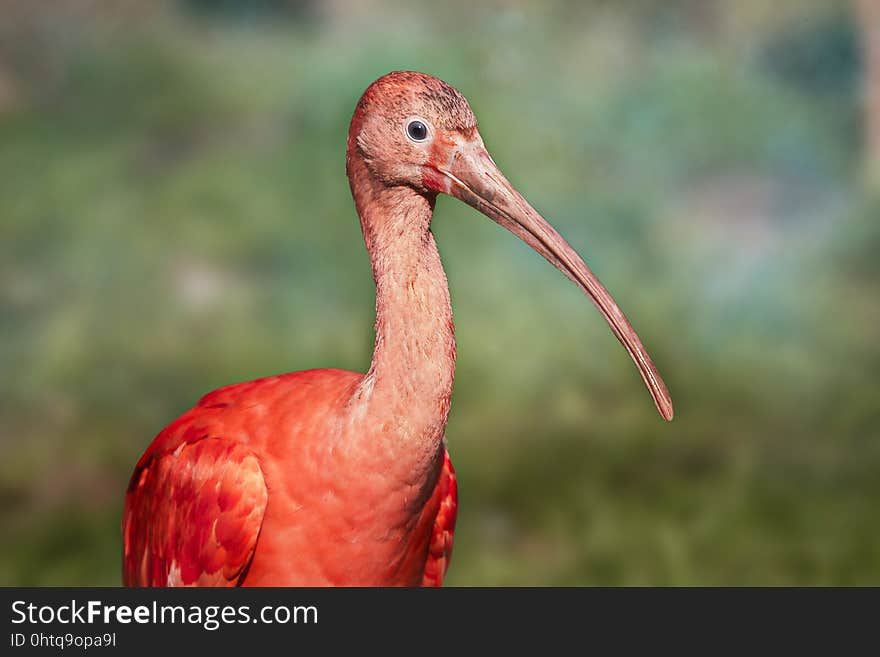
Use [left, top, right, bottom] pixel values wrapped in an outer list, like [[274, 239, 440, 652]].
[[2, 0, 879, 586]]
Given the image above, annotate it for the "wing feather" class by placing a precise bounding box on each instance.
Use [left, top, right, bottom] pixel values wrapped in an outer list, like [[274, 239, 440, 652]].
[[421, 448, 458, 587], [122, 437, 267, 587]]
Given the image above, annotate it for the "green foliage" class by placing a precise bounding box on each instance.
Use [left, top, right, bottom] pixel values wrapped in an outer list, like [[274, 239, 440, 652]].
[[1, 1, 877, 585]]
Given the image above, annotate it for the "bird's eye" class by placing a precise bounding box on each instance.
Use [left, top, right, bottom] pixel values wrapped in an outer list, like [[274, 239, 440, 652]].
[[406, 120, 429, 142]]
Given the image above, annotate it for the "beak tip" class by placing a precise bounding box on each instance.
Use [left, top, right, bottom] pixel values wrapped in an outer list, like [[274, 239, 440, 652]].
[[658, 399, 674, 422]]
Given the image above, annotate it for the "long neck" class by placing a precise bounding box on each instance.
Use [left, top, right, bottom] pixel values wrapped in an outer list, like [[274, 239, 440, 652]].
[[347, 155, 456, 470]]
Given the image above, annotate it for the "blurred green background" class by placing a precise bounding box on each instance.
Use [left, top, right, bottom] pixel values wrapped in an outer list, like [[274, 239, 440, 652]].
[[1, 0, 879, 586]]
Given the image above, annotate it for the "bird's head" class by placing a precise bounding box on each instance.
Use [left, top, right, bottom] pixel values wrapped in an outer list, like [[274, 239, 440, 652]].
[[348, 71, 673, 421], [347, 70, 478, 192]]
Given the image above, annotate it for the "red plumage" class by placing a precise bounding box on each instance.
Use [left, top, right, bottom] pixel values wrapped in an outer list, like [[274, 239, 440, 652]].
[[421, 450, 458, 587], [123, 371, 456, 586]]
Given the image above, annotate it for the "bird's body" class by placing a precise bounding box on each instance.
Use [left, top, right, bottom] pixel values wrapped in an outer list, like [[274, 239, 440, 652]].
[[123, 71, 671, 587], [123, 370, 457, 586]]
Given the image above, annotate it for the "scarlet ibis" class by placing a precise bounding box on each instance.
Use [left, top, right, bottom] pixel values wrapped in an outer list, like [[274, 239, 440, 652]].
[[122, 71, 673, 587]]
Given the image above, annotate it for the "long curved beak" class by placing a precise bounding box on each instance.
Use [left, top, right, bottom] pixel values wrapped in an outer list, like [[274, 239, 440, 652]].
[[429, 142, 674, 421]]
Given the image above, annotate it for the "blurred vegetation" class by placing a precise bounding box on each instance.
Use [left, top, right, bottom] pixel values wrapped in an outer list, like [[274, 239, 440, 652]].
[[1, 0, 878, 585]]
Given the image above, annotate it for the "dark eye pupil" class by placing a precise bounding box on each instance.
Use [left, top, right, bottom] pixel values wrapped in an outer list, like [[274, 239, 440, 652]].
[[407, 120, 428, 141]]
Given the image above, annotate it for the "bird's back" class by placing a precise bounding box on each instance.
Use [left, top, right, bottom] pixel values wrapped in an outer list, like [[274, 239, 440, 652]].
[[123, 368, 457, 586]]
